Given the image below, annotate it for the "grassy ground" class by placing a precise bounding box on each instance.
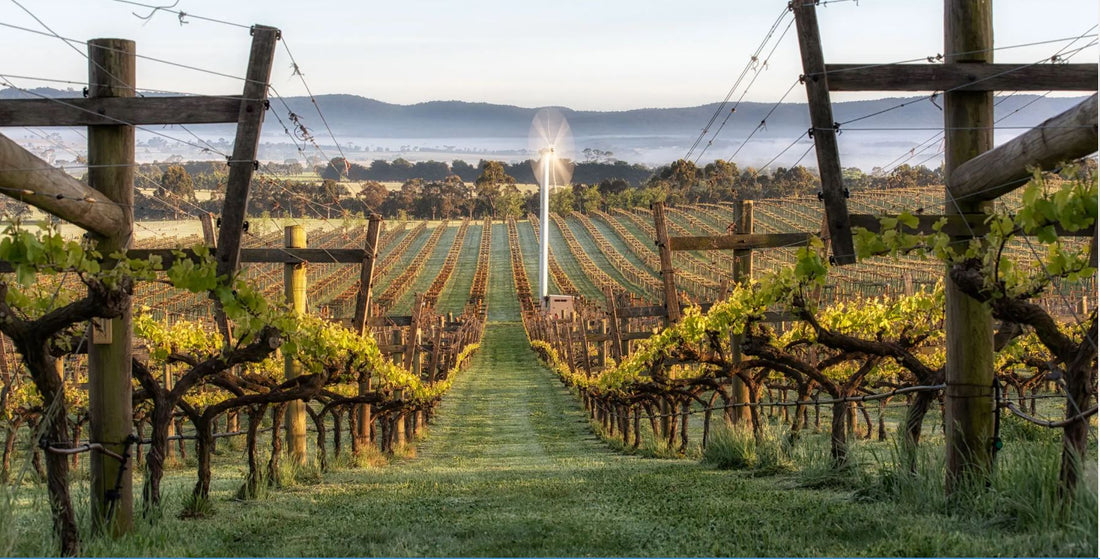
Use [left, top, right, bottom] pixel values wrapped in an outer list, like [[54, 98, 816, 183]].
[[433, 223, 483, 316], [486, 222, 521, 322], [391, 224, 460, 314], [563, 215, 651, 301]]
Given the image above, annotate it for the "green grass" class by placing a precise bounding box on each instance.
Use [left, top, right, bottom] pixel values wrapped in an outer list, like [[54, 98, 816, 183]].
[[391, 224, 460, 314], [486, 222, 521, 322], [563, 215, 651, 301], [372, 225, 430, 297], [544, 220, 604, 301], [433, 223, 483, 316]]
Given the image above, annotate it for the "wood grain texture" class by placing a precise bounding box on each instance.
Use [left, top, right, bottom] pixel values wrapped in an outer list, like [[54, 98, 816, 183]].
[[950, 94, 1098, 203], [824, 63, 1097, 92], [793, 1, 855, 265], [0, 133, 126, 237], [0, 96, 242, 127]]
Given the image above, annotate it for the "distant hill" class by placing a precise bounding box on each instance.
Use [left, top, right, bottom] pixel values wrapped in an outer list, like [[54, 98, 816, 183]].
[[2, 86, 1088, 168], [271, 93, 1087, 139]]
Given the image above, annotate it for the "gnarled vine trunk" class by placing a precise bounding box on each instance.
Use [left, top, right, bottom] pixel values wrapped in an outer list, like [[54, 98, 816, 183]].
[[267, 403, 287, 487], [830, 400, 849, 466], [142, 402, 175, 509], [191, 416, 215, 500]]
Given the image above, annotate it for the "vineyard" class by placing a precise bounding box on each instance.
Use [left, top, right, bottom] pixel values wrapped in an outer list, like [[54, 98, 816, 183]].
[[2, 176, 1098, 555], [0, 1, 1097, 554]]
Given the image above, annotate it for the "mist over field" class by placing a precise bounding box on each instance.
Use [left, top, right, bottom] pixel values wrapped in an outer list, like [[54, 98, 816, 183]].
[[2, 87, 1085, 170]]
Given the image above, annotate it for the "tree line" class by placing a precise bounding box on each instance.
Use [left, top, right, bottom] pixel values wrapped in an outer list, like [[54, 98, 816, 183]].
[[0, 157, 950, 222]]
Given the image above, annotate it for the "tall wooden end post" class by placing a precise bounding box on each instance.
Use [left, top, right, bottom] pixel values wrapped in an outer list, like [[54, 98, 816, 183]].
[[214, 25, 279, 284], [86, 38, 135, 535], [352, 214, 382, 451], [943, 0, 995, 492], [652, 202, 681, 325], [792, 1, 855, 265], [284, 226, 308, 466], [728, 200, 753, 425]]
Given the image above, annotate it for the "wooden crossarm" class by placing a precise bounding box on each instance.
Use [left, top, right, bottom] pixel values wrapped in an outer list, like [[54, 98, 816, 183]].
[[824, 63, 1098, 92], [0, 133, 126, 237], [0, 96, 243, 127], [668, 233, 815, 252], [949, 93, 1098, 203]]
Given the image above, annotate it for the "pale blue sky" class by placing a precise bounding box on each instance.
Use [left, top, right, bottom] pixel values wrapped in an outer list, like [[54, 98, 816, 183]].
[[0, 0, 1096, 110]]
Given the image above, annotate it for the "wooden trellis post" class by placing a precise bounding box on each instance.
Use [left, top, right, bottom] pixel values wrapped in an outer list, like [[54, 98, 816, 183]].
[[728, 200, 753, 426], [792, 3, 855, 265], [941, 0, 996, 491], [352, 214, 383, 451], [652, 202, 681, 324], [284, 225, 308, 466], [86, 37, 135, 535], [214, 26, 281, 282]]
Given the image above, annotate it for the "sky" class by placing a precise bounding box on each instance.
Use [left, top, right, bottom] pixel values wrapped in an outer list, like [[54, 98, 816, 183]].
[[0, 0, 1096, 111]]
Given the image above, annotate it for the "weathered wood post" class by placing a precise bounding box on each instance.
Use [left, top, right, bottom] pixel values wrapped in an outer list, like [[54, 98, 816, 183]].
[[284, 225, 308, 466], [200, 213, 237, 436], [578, 317, 593, 376], [161, 367, 178, 466], [404, 294, 424, 373], [943, 0, 995, 492], [352, 214, 382, 453], [86, 37, 135, 535], [604, 289, 624, 362], [596, 320, 608, 368], [564, 320, 577, 374], [213, 25, 279, 284], [429, 317, 444, 381], [652, 202, 681, 325], [200, 212, 232, 340], [728, 200, 753, 426], [792, 1, 855, 265]]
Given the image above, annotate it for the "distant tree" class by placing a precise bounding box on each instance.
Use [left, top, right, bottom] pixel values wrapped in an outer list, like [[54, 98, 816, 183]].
[[475, 161, 517, 219], [368, 159, 393, 181], [412, 161, 450, 181], [158, 165, 196, 203], [497, 186, 525, 219], [451, 159, 479, 182], [767, 166, 818, 198], [597, 178, 630, 197], [574, 184, 601, 214], [419, 175, 468, 219], [318, 179, 350, 217], [320, 157, 348, 181], [659, 159, 700, 191], [843, 167, 872, 191], [382, 178, 422, 217], [391, 158, 414, 179], [549, 188, 575, 215], [703, 159, 738, 200], [355, 181, 388, 213]]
